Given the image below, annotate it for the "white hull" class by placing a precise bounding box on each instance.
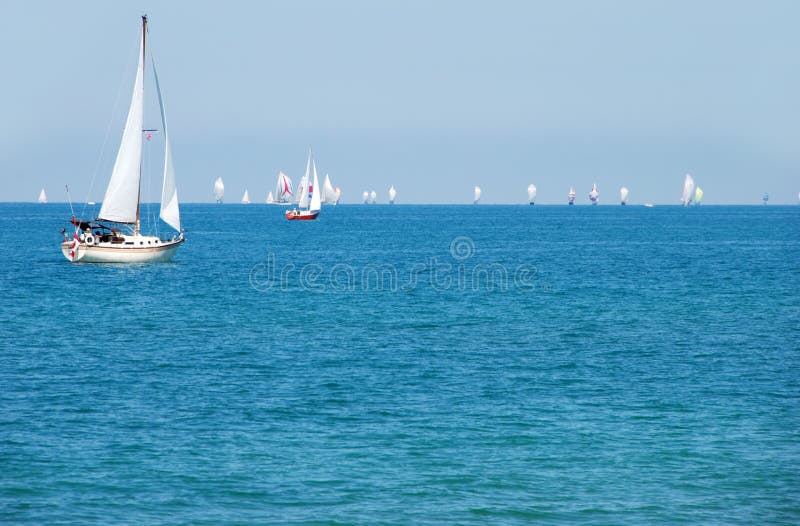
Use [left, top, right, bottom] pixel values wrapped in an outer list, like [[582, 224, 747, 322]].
[[61, 236, 183, 263]]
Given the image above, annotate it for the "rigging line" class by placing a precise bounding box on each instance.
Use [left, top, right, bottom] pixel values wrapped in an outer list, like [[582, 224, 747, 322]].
[[79, 32, 141, 219]]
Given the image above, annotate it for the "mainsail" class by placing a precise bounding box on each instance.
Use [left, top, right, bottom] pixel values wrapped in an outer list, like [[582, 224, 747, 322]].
[[214, 177, 224, 203], [98, 27, 145, 224], [682, 174, 695, 205]]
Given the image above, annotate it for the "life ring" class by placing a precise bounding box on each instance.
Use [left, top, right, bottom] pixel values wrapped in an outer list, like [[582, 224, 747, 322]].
[[85, 234, 95, 246]]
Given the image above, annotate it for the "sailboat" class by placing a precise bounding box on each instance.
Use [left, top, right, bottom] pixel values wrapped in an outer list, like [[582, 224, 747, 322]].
[[275, 171, 293, 203], [321, 174, 339, 205], [568, 186, 575, 205], [620, 186, 629, 205], [369, 190, 377, 204], [38, 188, 47, 204], [286, 149, 321, 220], [474, 186, 481, 204], [527, 184, 536, 205], [589, 183, 599, 205], [266, 191, 274, 204], [214, 177, 224, 203], [681, 174, 695, 205], [695, 187, 703, 205], [60, 16, 183, 264], [389, 185, 396, 204], [362, 191, 369, 204], [762, 192, 769, 205], [294, 175, 308, 204], [241, 190, 251, 204]]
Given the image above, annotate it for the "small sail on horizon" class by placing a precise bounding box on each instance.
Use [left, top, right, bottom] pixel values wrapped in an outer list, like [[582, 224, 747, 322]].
[[568, 186, 575, 205], [241, 190, 251, 204], [762, 192, 769, 205], [389, 185, 397, 204], [681, 174, 695, 205], [620, 186, 629, 205], [214, 177, 224, 203], [322, 174, 339, 205], [695, 187, 703, 205], [369, 190, 377, 204], [527, 184, 536, 205], [362, 191, 369, 204], [38, 188, 47, 204], [474, 186, 481, 204], [589, 183, 599, 205], [267, 191, 274, 204]]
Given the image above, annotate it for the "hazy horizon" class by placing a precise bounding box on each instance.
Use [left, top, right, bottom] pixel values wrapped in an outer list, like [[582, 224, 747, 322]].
[[3, 1, 799, 204]]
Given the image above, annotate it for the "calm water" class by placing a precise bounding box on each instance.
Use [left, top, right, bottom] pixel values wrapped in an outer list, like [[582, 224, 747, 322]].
[[2, 203, 799, 524]]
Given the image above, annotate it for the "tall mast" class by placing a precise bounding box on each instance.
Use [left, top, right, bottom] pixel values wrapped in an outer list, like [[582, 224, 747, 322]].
[[135, 15, 147, 234]]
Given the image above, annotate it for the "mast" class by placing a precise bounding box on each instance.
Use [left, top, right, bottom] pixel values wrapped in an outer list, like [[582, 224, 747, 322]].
[[135, 15, 147, 234]]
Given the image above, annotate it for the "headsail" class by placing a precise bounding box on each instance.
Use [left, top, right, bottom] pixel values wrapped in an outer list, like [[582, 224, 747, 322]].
[[152, 58, 180, 231], [98, 24, 146, 224], [309, 164, 321, 213]]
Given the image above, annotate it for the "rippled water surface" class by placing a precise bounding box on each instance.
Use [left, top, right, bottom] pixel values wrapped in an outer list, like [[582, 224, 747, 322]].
[[2, 203, 799, 524]]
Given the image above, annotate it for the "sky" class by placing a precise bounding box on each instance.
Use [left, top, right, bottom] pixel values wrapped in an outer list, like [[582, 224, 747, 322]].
[[2, 0, 799, 204]]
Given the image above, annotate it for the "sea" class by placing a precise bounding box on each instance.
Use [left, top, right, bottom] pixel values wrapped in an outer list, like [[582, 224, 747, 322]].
[[2, 203, 799, 524]]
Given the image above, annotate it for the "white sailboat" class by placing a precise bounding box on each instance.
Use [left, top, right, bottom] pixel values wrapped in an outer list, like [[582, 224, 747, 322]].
[[474, 186, 481, 204], [568, 186, 575, 205], [589, 183, 599, 205], [38, 188, 47, 204], [60, 16, 183, 264], [527, 184, 536, 205], [321, 174, 339, 205], [695, 187, 703, 205], [274, 171, 293, 203], [266, 191, 274, 204], [362, 191, 369, 204], [620, 186, 629, 205], [388, 185, 396, 204], [286, 148, 321, 220], [214, 177, 224, 203], [681, 174, 695, 205], [370, 190, 377, 204], [241, 190, 251, 204]]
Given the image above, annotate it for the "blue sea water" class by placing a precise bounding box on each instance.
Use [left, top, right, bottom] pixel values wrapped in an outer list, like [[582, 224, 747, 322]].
[[1, 203, 799, 524]]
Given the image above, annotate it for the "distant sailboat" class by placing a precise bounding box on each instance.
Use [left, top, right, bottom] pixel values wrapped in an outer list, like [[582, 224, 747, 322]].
[[241, 190, 250, 204], [474, 186, 481, 204], [266, 191, 274, 204], [589, 183, 599, 205], [362, 191, 369, 204], [274, 171, 293, 203], [38, 188, 47, 204], [286, 148, 321, 220], [620, 186, 629, 205], [369, 190, 377, 204], [389, 185, 396, 204], [681, 174, 695, 206], [527, 184, 536, 205], [214, 177, 224, 204], [294, 175, 308, 205], [695, 187, 703, 205], [60, 16, 184, 264], [321, 174, 339, 205], [568, 186, 575, 205], [762, 192, 769, 205]]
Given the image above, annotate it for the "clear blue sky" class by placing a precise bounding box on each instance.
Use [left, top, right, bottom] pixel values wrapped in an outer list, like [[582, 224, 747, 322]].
[[2, 0, 799, 203]]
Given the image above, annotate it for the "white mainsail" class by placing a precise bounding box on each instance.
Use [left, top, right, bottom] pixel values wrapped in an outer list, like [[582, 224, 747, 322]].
[[241, 190, 250, 204], [681, 174, 695, 205], [275, 171, 293, 203], [322, 174, 337, 204], [527, 184, 536, 204], [214, 177, 224, 203], [152, 59, 180, 232], [369, 190, 377, 204], [389, 185, 396, 204], [695, 187, 703, 205], [620, 186, 629, 205], [362, 191, 369, 203], [309, 165, 321, 213], [38, 188, 47, 204], [474, 186, 481, 204], [589, 183, 599, 204], [98, 29, 145, 224], [267, 191, 274, 204]]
